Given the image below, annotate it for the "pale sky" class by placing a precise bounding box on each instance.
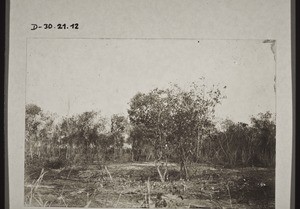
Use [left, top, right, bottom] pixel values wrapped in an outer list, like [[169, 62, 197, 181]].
[[26, 39, 275, 123]]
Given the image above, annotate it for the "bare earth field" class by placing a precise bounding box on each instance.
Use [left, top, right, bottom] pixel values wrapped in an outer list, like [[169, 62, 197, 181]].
[[25, 162, 275, 208]]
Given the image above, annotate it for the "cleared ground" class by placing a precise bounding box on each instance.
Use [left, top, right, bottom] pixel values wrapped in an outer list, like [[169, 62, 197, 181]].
[[25, 162, 275, 208]]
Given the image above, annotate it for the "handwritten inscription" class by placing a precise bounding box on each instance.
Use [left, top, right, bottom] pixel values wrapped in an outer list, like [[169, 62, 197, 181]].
[[31, 23, 79, 30]]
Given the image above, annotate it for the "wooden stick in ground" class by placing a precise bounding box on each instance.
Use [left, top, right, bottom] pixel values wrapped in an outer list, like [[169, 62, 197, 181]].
[[155, 161, 165, 183], [226, 184, 233, 208], [115, 192, 122, 207], [104, 166, 113, 181], [146, 177, 151, 208], [163, 159, 168, 180]]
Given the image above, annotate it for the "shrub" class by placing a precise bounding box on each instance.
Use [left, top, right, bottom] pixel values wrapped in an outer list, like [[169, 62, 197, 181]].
[[44, 157, 66, 169]]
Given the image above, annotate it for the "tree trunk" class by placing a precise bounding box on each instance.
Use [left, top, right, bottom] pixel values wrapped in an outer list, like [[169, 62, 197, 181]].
[[184, 163, 189, 180], [180, 159, 189, 180], [156, 159, 168, 183], [196, 129, 200, 160], [156, 165, 165, 183], [29, 142, 33, 159]]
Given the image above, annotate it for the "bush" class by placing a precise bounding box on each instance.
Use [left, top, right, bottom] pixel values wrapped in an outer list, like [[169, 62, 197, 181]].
[[25, 155, 44, 180], [44, 157, 66, 169]]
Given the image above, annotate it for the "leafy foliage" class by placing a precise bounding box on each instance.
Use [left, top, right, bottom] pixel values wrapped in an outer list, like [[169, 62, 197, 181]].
[[128, 82, 225, 179], [25, 81, 276, 182]]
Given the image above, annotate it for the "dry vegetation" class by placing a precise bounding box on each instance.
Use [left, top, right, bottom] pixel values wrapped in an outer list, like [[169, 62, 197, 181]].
[[25, 82, 275, 208], [25, 162, 275, 208]]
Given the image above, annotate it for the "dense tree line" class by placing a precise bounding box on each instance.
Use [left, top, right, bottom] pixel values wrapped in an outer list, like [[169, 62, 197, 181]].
[[25, 104, 130, 170], [127, 83, 275, 180], [25, 81, 275, 180], [205, 113, 275, 168]]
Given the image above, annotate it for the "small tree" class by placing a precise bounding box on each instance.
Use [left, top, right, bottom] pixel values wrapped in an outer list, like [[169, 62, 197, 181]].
[[58, 111, 107, 164], [128, 89, 171, 182], [211, 112, 276, 167], [25, 104, 56, 160], [216, 120, 252, 166], [110, 114, 128, 160], [165, 82, 224, 179], [250, 112, 276, 167], [128, 80, 225, 180]]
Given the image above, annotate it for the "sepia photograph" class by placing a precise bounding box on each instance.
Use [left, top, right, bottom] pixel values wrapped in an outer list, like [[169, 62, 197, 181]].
[[24, 39, 276, 208]]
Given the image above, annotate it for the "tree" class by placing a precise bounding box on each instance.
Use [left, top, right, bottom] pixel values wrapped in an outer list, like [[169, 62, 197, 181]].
[[110, 114, 128, 160], [25, 104, 56, 160], [215, 120, 252, 166], [210, 112, 276, 167], [164, 82, 223, 179], [128, 89, 171, 161], [26, 104, 42, 116], [250, 112, 276, 167], [128, 89, 174, 182], [128, 81, 225, 180], [58, 111, 107, 163], [127, 124, 155, 161]]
